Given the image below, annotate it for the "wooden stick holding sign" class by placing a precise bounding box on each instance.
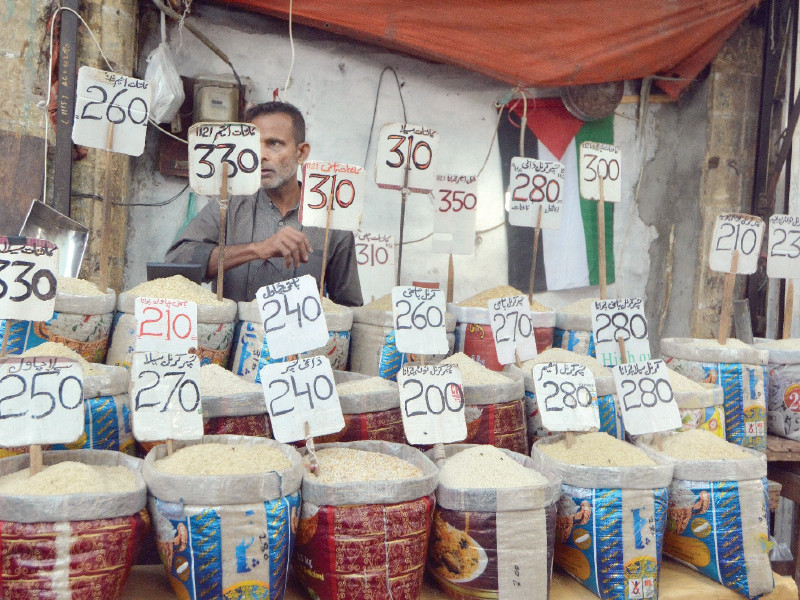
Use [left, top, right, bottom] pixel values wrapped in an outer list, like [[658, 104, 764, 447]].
[[528, 205, 543, 302], [396, 161, 411, 286], [99, 122, 115, 293], [217, 164, 229, 302], [784, 281, 794, 340], [597, 177, 607, 299], [318, 186, 334, 296], [717, 251, 739, 345]]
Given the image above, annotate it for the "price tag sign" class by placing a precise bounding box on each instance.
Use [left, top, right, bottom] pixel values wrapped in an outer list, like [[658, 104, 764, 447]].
[[0, 237, 58, 322], [709, 213, 765, 274], [579, 142, 622, 203], [256, 274, 329, 359], [591, 298, 651, 367], [260, 356, 344, 443], [72, 67, 151, 157], [432, 173, 478, 255], [398, 363, 466, 444], [391, 286, 448, 355], [0, 357, 84, 446], [612, 360, 681, 435], [531, 362, 599, 432], [508, 158, 564, 229], [300, 161, 365, 231], [355, 231, 394, 267], [375, 123, 439, 193], [486, 295, 538, 365], [130, 352, 202, 441], [134, 297, 198, 354], [767, 214, 800, 279], [188, 122, 261, 196]]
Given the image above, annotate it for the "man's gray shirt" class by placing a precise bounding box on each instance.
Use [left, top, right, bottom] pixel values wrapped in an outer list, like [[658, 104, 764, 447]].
[[165, 188, 363, 306]]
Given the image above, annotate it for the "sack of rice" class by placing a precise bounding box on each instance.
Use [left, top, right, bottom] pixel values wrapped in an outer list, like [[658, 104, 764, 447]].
[[426, 444, 561, 600], [449, 285, 555, 372], [532, 433, 674, 600], [106, 275, 237, 368], [516, 348, 624, 449], [638, 429, 774, 598], [199, 363, 273, 438], [553, 297, 598, 357], [0, 276, 115, 362], [231, 296, 353, 382], [350, 294, 456, 380], [661, 338, 768, 452], [668, 368, 726, 438], [143, 435, 303, 600], [294, 441, 437, 600], [753, 338, 800, 441], [0, 449, 148, 600]]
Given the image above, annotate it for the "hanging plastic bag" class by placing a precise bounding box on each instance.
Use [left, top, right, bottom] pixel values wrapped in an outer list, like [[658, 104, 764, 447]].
[[144, 13, 184, 123]]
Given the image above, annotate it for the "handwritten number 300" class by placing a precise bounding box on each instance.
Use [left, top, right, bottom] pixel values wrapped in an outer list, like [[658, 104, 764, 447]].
[[80, 86, 147, 125]]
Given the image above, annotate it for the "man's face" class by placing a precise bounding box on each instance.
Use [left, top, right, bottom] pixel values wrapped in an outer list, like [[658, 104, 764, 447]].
[[251, 113, 309, 190]]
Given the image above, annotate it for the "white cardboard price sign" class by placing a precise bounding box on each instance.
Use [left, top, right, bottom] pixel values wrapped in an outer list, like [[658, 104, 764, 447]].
[[398, 363, 466, 444], [591, 298, 651, 367], [130, 352, 203, 442], [72, 67, 151, 157], [432, 174, 477, 255], [531, 362, 599, 432], [579, 142, 622, 203], [375, 123, 439, 193], [0, 357, 84, 446], [391, 286, 448, 355], [487, 295, 538, 365], [134, 297, 198, 354], [612, 360, 681, 436], [300, 161, 365, 231], [767, 214, 800, 279], [709, 213, 765, 274], [0, 237, 59, 322], [355, 231, 394, 267], [256, 275, 329, 359], [188, 122, 261, 196], [508, 158, 564, 229], [260, 356, 344, 443]]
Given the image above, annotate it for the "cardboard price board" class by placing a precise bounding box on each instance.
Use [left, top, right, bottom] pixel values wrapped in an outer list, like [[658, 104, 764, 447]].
[[134, 297, 197, 354], [579, 142, 622, 203], [0, 357, 84, 446], [709, 213, 764, 274], [612, 360, 681, 435], [0, 237, 59, 322], [260, 356, 344, 443], [398, 363, 466, 444], [72, 67, 151, 157], [391, 286, 449, 355], [130, 352, 203, 441], [300, 161, 365, 231], [188, 122, 261, 196], [256, 275, 329, 359], [355, 231, 394, 267], [591, 298, 651, 367], [375, 123, 439, 193], [508, 158, 564, 229], [768, 214, 800, 279], [432, 174, 478, 255], [531, 362, 599, 432], [487, 295, 538, 365]]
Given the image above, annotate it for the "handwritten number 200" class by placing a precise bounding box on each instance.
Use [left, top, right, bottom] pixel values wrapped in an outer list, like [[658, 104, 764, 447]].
[[80, 86, 147, 125]]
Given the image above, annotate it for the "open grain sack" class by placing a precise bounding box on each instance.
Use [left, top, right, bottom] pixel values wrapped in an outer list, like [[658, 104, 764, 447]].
[[199, 363, 273, 438], [637, 429, 774, 598], [350, 293, 456, 379], [449, 285, 555, 371], [553, 297, 598, 357], [107, 275, 237, 368], [143, 435, 303, 600], [0, 449, 148, 600], [231, 296, 353, 381], [753, 338, 800, 441], [661, 337, 768, 452], [668, 368, 726, 438], [426, 444, 560, 600], [294, 441, 437, 600], [532, 433, 673, 600], [516, 348, 624, 448]]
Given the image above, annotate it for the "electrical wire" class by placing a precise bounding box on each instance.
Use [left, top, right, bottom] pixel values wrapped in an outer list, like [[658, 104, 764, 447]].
[[362, 66, 408, 167], [72, 183, 189, 207]]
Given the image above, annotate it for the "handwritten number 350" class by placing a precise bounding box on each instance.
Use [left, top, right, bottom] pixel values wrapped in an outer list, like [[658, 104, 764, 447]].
[[80, 86, 147, 125]]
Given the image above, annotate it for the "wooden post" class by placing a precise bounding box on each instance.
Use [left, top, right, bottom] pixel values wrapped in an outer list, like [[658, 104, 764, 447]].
[[565, 431, 574, 449], [216, 164, 229, 302], [528, 205, 543, 302], [99, 123, 115, 293], [29, 444, 42, 476], [396, 161, 411, 286], [717, 251, 740, 345], [784, 280, 794, 339], [618, 336, 627, 365], [319, 186, 335, 296], [166, 439, 174, 457], [597, 177, 607, 299], [446, 254, 454, 303]]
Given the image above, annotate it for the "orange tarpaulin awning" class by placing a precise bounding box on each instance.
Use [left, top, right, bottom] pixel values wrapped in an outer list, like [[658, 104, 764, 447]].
[[212, 0, 760, 97]]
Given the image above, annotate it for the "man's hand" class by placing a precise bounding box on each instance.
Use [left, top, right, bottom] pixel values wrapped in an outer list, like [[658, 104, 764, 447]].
[[257, 227, 313, 268]]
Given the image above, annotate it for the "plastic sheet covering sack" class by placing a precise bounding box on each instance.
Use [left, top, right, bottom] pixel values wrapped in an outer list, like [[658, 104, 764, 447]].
[[143, 435, 304, 600], [426, 444, 561, 600], [638, 436, 774, 598], [201, 389, 273, 439], [754, 338, 800, 441], [294, 441, 438, 600], [532, 436, 674, 600]]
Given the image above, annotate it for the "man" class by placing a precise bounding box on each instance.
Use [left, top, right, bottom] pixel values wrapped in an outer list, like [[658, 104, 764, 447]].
[[166, 101, 363, 306]]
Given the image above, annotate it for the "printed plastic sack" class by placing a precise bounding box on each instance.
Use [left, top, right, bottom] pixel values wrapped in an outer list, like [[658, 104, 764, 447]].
[[672, 380, 726, 438], [553, 309, 595, 357], [754, 338, 800, 441], [144, 15, 184, 124], [201, 390, 273, 439]]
